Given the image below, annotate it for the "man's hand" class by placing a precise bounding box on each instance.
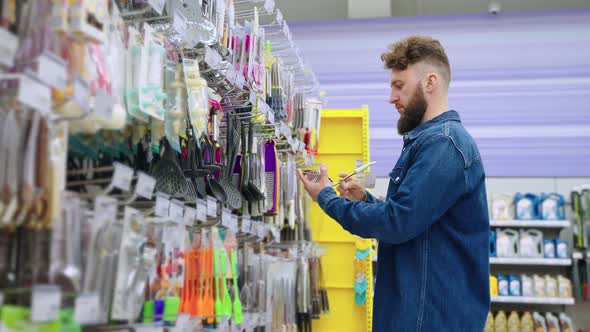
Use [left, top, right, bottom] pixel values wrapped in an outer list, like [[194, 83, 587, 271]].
[[337, 172, 367, 201], [297, 163, 332, 202]]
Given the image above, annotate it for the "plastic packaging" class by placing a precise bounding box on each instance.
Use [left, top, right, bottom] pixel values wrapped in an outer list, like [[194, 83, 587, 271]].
[[495, 311, 508, 332], [545, 312, 560, 332], [498, 274, 509, 296], [491, 193, 514, 220], [521, 274, 534, 297], [138, 23, 167, 120], [515, 193, 540, 220], [484, 311, 494, 332], [509, 275, 521, 296], [545, 275, 557, 297], [544, 238, 556, 258], [520, 229, 543, 258], [508, 311, 520, 332], [496, 229, 519, 257], [533, 312, 547, 332], [489, 230, 497, 257], [521, 312, 534, 332], [558, 313, 574, 332], [555, 238, 569, 258], [533, 274, 546, 297], [490, 275, 498, 296], [557, 275, 572, 298], [540, 193, 565, 220]]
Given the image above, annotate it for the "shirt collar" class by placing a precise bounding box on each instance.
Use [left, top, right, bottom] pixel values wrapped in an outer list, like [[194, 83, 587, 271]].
[[403, 110, 461, 143]]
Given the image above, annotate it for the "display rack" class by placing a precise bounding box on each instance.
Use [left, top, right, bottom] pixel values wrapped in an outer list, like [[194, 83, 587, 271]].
[[490, 220, 570, 228], [491, 296, 575, 305], [490, 257, 572, 266]]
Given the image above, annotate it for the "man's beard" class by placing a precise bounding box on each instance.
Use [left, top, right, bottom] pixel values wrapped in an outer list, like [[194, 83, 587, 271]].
[[397, 84, 428, 135]]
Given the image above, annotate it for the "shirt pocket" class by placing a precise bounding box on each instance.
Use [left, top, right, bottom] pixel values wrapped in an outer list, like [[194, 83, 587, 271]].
[[387, 166, 406, 195]]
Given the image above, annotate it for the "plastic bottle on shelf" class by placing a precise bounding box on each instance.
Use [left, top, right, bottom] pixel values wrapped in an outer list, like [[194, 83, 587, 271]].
[[545, 313, 560, 332], [484, 311, 494, 332], [520, 229, 544, 258], [558, 313, 574, 332], [521, 274, 534, 297], [533, 274, 546, 297], [544, 238, 556, 258], [514, 193, 540, 220], [557, 275, 572, 298], [508, 311, 520, 332], [490, 230, 497, 257], [490, 275, 499, 296], [555, 238, 569, 258], [533, 312, 547, 332], [545, 275, 558, 298], [521, 312, 534, 332], [498, 274, 509, 296], [509, 275, 522, 296], [496, 229, 519, 257], [494, 311, 508, 332]]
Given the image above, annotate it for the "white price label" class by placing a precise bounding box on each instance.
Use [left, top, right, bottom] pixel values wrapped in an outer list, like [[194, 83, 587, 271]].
[[169, 199, 185, 220], [256, 222, 267, 239], [236, 74, 246, 88], [173, 10, 188, 36], [264, 0, 275, 14], [112, 162, 134, 191], [267, 106, 275, 124], [175, 313, 192, 332], [18, 74, 51, 114], [205, 47, 223, 69], [155, 193, 171, 217], [270, 225, 281, 242], [249, 90, 257, 105], [135, 327, 163, 332], [226, 69, 237, 84], [0, 28, 18, 67], [207, 197, 217, 217], [148, 0, 166, 14], [135, 172, 156, 199], [74, 76, 90, 112], [280, 122, 292, 139], [74, 293, 101, 325], [184, 206, 196, 225], [38, 52, 67, 90], [258, 98, 267, 116], [31, 285, 61, 322], [241, 215, 252, 234], [230, 214, 239, 233], [276, 9, 283, 25], [196, 199, 207, 222], [94, 89, 114, 118], [221, 208, 232, 228], [275, 124, 280, 138]]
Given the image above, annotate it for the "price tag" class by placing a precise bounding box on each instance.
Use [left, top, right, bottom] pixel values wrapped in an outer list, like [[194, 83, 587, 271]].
[[264, 0, 275, 14], [270, 225, 281, 242], [155, 193, 171, 217], [148, 0, 166, 14], [38, 51, 67, 90], [236, 74, 246, 88], [280, 122, 292, 139], [230, 214, 239, 233], [112, 162, 134, 192], [249, 90, 257, 105], [221, 208, 232, 228], [135, 327, 163, 332], [205, 47, 223, 69], [275, 124, 280, 138], [175, 314, 192, 332], [184, 206, 196, 225], [135, 172, 156, 199], [207, 197, 217, 217], [226, 69, 237, 84], [18, 74, 51, 114], [74, 292, 101, 325], [31, 285, 61, 322], [173, 10, 188, 36], [196, 199, 207, 222], [256, 222, 267, 239], [0, 28, 17, 67], [169, 199, 185, 220], [241, 215, 252, 234], [94, 89, 114, 118], [74, 76, 90, 112], [267, 107, 275, 124], [276, 9, 283, 25]]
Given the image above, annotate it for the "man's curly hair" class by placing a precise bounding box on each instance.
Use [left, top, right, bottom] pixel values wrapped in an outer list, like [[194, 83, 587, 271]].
[[381, 35, 451, 85]]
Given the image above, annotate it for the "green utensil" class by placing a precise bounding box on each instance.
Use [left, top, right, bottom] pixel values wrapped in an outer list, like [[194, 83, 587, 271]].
[[220, 247, 233, 318], [142, 300, 155, 323], [214, 247, 222, 319], [230, 248, 243, 324], [163, 296, 180, 324]]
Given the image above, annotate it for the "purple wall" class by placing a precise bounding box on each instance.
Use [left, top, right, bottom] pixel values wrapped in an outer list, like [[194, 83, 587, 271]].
[[290, 9, 590, 177]]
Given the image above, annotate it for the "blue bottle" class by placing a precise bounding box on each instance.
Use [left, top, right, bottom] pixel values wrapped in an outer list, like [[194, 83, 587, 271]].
[[489, 231, 497, 257]]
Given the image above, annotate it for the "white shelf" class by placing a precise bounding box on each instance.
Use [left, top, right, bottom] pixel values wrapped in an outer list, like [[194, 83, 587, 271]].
[[491, 296, 575, 305], [490, 220, 570, 228], [572, 252, 590, 259], [490, 257, 572, 266]]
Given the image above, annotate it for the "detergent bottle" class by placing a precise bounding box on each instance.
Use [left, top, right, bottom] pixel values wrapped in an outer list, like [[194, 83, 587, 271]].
[[540, 193, 565, 220], [515, 193, 540, 220], [545, 275, 558, 297], [484, 311, 494, 332], [508, 311, 520, 332], [545, 313, 560, 332], [521, 274, 534, 297], [490, 275, 499, 296], [533, 274, 546, 297], [533, 312, 547, 332], [491, 193, 514, 220], [544, 238, 556, 258], [555, 238, 569, 258], [496, 229, 519, 257], [559, 313, 574, 332], [497, 274, 510, 296], [558, 275, 572, 298], [520, 229, 544, 258], [521, 312, 534, 332], [509, 275, 522, 296], [489, 230, 497, 257], [495, 311, 508, 332]]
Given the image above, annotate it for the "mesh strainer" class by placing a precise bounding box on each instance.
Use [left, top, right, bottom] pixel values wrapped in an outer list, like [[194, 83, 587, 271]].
[[152, 138, 188, 197]]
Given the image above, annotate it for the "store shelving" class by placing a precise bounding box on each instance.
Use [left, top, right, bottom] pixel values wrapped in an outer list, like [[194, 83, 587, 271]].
[[490, 257, 572, 266], [491, 296, 575, 305], [490, 220, 570, 228]]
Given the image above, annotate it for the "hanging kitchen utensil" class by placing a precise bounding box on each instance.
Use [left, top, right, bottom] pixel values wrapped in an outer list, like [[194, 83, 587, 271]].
[[152, 138, 189, 197], [264, 139, 279, 215], [219, 114, 243, 209]]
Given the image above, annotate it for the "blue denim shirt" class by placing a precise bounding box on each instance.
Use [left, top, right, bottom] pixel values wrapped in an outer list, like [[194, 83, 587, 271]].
[[318, 111, 490, 331]]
